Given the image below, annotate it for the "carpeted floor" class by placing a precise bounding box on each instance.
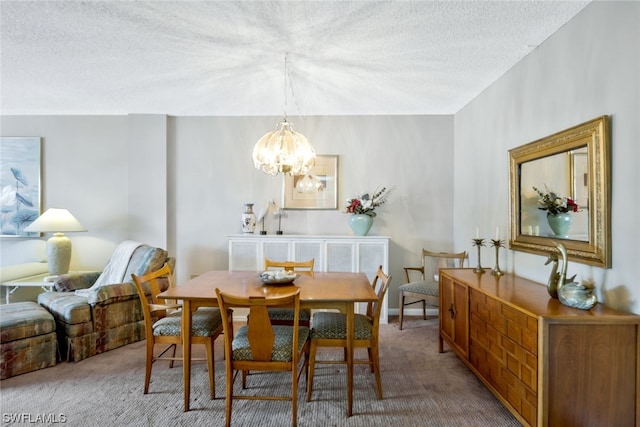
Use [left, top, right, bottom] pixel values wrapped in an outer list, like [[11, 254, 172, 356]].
[[1, 317, 520, 426]]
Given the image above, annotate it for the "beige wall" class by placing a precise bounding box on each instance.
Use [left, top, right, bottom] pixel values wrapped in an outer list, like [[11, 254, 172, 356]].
[[454, 1, 640, 313]]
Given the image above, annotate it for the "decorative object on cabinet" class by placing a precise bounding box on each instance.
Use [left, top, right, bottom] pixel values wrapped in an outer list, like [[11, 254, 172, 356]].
[[273, 203, 287, 235], [241, 203, 256, 234], [349, 214, 373, 236], [283, 154, 338, 209], [0, 137, 41, 237], [471, 238, 485, 273], [344, 186, 393, 218], [509, 115, 611, 267], [544, 251, 560, 298], [24, 208, 87, 275], [439, 269, 639, 427], [307, 266, 391, 402], [252, 54, 316, 177], [398, 249, 466, 330], [489, 238, 504, 276], [553, 242, 597, 310]]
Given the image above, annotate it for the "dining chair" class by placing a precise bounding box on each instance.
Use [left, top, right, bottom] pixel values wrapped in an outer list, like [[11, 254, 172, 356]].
[[215, 288, 310, 427], [264, 258, 314, 327], [131, 263, 226, 400], [306, 266, 391, 401], [398, 249, 467, 330]]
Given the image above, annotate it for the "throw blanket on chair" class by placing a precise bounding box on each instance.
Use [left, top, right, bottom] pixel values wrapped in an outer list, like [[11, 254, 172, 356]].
[[75, 240, 142, 297]]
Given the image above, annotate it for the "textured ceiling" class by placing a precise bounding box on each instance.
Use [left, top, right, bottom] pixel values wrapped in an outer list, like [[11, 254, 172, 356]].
[[0, 1, 590, 116]]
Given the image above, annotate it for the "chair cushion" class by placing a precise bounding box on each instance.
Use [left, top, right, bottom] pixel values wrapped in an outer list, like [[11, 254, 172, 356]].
[[267, 308, 311, 322], [153, 308, 223, 337], [310, 311, 373, 340], [0, 302, 56, 343], [37, 292, 92, 325], [232, 325, 310, 362], [399, 280, 439, 297]]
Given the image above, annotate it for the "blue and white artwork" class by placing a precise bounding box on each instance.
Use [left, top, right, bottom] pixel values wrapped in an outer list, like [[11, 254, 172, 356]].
[[0, 137, 41, 237]]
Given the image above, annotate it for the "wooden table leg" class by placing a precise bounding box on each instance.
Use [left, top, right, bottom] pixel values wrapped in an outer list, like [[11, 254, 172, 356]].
[[183, 299, 192, 412], [346, 303, 354, 416]]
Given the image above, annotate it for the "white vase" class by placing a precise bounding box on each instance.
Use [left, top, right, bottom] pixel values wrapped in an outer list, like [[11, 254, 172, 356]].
[[241, 203, 256, 234]]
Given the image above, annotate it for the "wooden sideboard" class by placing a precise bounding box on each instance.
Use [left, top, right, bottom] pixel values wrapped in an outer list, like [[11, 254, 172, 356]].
[[439, 269, 640, 427], [228, 234, 390, 323]]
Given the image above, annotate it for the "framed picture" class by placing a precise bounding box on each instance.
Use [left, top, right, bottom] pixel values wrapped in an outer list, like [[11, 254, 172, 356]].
[[0, 137, 42, 237], [282, 155, 338, 209], [570, 150, 589, 209]]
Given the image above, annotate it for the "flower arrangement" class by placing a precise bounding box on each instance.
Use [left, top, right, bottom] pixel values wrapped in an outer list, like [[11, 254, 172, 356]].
[[344, 186, 393, 217], [533, 185, 579, 216]]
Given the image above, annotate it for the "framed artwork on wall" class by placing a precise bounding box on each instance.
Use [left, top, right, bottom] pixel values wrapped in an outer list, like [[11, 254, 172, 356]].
[[282, 155, 338, 209], [0, 137, 42, 237]]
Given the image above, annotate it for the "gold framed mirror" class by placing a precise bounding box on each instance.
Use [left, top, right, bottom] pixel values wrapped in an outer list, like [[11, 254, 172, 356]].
[[509, 116, 611, 267]]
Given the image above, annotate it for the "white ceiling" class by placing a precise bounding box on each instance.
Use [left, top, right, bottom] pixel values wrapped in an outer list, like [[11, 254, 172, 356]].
[[0, 1, 591, 116]]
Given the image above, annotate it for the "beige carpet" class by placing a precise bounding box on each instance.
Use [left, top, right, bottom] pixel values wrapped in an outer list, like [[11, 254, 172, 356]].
[[1, 318, 520, 426]]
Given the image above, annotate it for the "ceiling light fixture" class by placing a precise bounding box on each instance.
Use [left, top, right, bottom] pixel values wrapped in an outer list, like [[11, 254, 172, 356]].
[[252, 54, 316, 176]]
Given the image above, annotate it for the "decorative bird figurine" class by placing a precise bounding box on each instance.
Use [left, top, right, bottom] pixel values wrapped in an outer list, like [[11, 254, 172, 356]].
[[544, 252, 560, 299], [553, 242, 597, 310]]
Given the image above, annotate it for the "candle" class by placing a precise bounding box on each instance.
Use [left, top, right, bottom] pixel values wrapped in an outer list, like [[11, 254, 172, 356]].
[[495, 226, 500, 240], [475, 226, 479, 239]]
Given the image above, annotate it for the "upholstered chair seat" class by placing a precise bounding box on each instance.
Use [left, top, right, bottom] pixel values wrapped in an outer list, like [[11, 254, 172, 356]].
[[310, 312, 373, 340], [232, 324, 309, 362], [398, 280, 439, 297], [153, 308, 222, 337]]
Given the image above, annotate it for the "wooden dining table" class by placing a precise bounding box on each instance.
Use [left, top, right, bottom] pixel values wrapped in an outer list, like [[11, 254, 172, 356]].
[[156, 270, 377, 415]]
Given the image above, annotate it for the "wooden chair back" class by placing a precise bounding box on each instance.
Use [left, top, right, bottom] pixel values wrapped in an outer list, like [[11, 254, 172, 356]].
[[264, 258, 314, 277], [367, 266, 392, 322], [131, 263, 180, 330], [405, 249, 467, 283], [215, 289, 303, 363]]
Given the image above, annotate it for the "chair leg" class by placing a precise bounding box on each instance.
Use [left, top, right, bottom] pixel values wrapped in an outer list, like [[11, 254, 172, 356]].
[[421, 299, 427, 320], [371, 343, 383, 400], [399, 292, 405, 330], [205, 338, 215, 399], [225, 363, 233, 427], [144, 339, 154, 394], [292, 361, 298, 427], [367, 347, 374, 372], [306, 340, 318, 402], [169, 343, 177, 368]]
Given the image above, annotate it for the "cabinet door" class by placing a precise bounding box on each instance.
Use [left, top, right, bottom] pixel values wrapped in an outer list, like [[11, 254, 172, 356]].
[[440, 276, 469, 357]]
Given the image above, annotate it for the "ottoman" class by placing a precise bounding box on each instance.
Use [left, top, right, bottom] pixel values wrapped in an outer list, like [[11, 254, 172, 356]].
[[0, 301, 57, 379]]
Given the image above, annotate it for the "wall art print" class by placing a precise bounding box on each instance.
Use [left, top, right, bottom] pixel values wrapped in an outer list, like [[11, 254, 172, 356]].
[[0, 137, 41, 237], [282, 155, 338, 209]]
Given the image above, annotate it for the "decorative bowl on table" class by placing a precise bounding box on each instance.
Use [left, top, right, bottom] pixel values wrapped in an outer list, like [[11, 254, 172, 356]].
[[258, 270, 300, 285]]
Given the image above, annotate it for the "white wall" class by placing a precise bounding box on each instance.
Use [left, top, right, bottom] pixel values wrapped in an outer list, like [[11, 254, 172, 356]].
[[454, 1, 640, 314]]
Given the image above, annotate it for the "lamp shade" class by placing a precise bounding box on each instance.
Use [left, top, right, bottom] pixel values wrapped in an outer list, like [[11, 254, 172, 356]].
[[24, 208, 86, 276], [252, 120, 316, 176], [24, 208, 86, 233]]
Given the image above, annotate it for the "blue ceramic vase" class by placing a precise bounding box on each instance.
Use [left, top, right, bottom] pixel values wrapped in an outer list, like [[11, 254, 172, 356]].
[[349, 214, 373, 236], [547, 212, 572, 237]]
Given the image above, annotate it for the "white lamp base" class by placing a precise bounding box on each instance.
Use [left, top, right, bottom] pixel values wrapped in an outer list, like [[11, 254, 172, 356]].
[[46, 232, 72, 275]]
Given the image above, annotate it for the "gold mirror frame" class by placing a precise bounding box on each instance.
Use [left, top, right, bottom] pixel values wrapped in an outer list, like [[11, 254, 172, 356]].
[[509, 116, 611, 267]]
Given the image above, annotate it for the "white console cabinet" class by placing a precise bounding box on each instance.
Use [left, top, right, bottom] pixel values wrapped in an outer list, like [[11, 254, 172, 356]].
[[228, 234, 390, 323]]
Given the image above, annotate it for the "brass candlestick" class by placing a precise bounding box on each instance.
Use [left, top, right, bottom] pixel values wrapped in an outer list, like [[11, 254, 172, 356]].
[[490, 239, 504, 276], [472, 238, 485, 273]]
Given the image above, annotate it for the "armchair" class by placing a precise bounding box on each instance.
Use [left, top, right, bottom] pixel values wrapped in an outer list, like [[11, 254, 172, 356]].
[[37, 241, 173, 362]]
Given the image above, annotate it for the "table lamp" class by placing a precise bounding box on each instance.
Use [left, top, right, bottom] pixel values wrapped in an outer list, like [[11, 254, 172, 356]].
[[24, 208, 87, 275]]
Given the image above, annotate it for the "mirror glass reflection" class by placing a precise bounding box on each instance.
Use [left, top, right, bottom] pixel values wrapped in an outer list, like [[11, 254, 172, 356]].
[[519, 146, 589, 242]]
